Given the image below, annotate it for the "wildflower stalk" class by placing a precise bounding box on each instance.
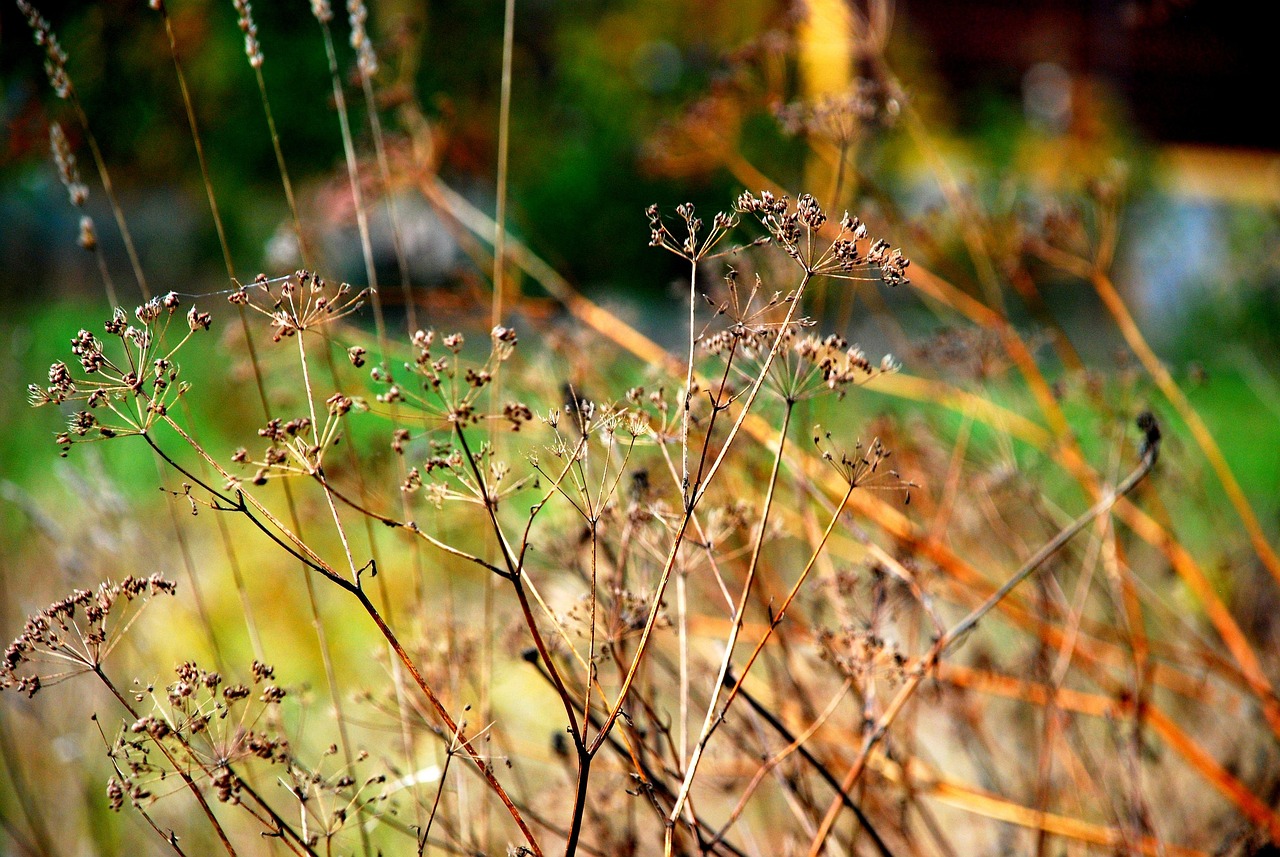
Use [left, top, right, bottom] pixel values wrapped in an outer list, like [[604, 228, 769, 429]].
[[311, 8, 427, 833], [362, 129, 415, 327], [144, 419, 544, 853], [681, 258, 697, 504], [588, 268, 813, 768], [315, 14, 381, 334], [233, 10, 383, 845], [296, 333, 376, 857], [482, 15, 520, 845], [493, 0, 517, 323]]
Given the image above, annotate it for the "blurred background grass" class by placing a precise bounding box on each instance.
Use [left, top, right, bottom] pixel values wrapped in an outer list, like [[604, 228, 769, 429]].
[[4, 0, 1276, 553], [2, 0, 1279, 852]]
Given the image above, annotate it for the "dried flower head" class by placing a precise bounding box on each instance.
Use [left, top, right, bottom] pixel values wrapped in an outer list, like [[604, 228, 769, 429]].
[[389, 325, 520, 427], [232, 271, 370, 342], [646, 202, 740, 263], [109, 660, 290, 814], [734, 191, 910, 285], [813, 430, 915, 502], [1, 575, 177, 696], [29, 297, 210, 452]]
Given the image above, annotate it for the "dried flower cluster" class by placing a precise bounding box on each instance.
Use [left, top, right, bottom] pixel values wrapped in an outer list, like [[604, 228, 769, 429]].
[[108, 659, 289, 810], [814, 430, 912, 497], [28, 294, 211, 453], [734, 190, 910, 284], [1, 575, 177, 697], [382, 324, 528, 431], [646, 202, 740, 262], [774, 80, 900, 144], [230, 270, 369, 342]]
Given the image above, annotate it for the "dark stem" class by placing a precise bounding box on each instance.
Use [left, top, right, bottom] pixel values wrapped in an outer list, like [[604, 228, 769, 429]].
[[562, 752, 593, 857], [94, 668, 239, 857], [453, 425, 584, 744], [718, 671, 894, 857]]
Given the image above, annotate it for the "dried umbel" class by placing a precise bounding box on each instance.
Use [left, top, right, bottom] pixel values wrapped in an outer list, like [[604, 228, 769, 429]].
[[813, 430, 914, 499], [1, 575, 177, 697], [734, 190, 910, 285], [229, 270, 370, 342], [28, 295, 211, 453], [235, 405, 349, 486], [698, 270, 895, 402], [646, 202, 741, 262], [383, 325, 525, 427], [109, 660, 290, 811]]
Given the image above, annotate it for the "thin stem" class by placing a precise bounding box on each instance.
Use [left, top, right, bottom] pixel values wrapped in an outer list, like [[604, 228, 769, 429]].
[[357, 68, 417, 331], [453, 426, 583, 746], [592, 272, 812, 754], [493, 0, 517, 322], [94, 669, 238, 856], [66, 93, 147, 300], [681, 259, 697, 504], [804, 416, 1160, 857], [562, 752, 593, 857], [318, 19, 381, 344], [246, 55, 312, 267], [668, 399, 794, 830]]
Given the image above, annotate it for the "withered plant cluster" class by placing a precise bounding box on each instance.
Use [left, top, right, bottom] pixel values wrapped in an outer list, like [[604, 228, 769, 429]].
[[4, 3, 1279, 857]]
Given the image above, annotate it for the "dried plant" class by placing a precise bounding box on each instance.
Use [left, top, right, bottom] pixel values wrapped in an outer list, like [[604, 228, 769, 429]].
[[5, 3, 1277, 857]]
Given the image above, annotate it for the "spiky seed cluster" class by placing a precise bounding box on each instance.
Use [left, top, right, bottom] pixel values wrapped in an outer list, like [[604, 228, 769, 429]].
[[109, 660, 290, 812], [391, 326, 521, 427], [700, 268, 810, 358], [236, 395, 356, 484], [813, 431, 913, 501], [29, 295, 210, 452], [18, 1, 71, 99], [230, 271, 369, 341], [793, 333, 891, 393], [309, 0, 333, 23], [1, 575, 178, 697], [646, 202, 738, 262], [734, 190, 910, 285]]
